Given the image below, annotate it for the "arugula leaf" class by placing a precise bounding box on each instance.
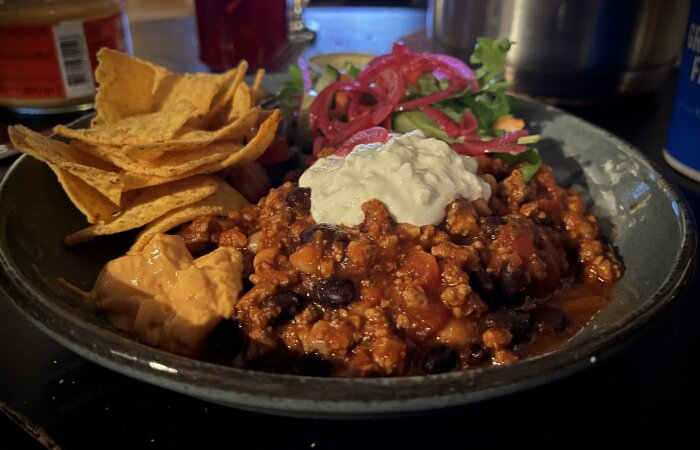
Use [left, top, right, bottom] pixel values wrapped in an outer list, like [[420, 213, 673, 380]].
[[277, 64, 305, 124], [496, 147, 542, 182], [469, 37, 511, 90]]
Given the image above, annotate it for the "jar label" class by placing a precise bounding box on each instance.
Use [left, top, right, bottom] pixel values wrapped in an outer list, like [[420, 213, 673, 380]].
[[0, 12, 130, 101]]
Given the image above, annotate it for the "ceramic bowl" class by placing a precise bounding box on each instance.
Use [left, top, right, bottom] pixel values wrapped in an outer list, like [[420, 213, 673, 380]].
[[0, 98, 694, 418]]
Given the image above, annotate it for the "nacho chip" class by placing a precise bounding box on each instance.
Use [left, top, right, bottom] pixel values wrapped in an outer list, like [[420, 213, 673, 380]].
[[142, 109, 281, 180], [117, 112, 278, 191], [229, 82, 252, 122], [205, 60, 248, 127], [83, 141, 242, 177], [139, 141, 242, 177], [64, 175, 219, 245], [213, 109, 281, 168], [251, 68, 265, 103], [123, 106, 260, 160], [54, 100, 197, 146], [8, 125, 124, 205], [130, 178, 248, 253], [120, 171, 177, 191], [92, 48, 170, 125], [153, 72, 227, 122], [51, 167, 119, 224]]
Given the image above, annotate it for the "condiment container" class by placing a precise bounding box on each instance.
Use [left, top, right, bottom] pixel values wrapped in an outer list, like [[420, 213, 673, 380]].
[[0, 0, 132, 114], [664, 0, 700, 181]]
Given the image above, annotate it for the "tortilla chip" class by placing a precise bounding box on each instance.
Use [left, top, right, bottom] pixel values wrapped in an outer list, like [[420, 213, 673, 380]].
[[87, 141, 242, 177], [205, 60, 248, 127], [117, 111, 278, 191], [229, 82, 252, 122], [251, 68, 265, 103], [153, 72, 227, 122], [51, 166, 119, 224], [8, 125, 124, 205], [144, 109, 281, 179], [214, 109, 281, 168], [62, 144, 121, 172], [120, 171, 178, 191], [130, 178, 248, 253], [92, 48, 170, 125], [54, 100, 197, 146], [123, 106, 260, 160], [64, 175, 219, 245]]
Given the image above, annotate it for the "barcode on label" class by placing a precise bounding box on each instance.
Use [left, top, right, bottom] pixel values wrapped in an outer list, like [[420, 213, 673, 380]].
[[52, 21, 95, 99]]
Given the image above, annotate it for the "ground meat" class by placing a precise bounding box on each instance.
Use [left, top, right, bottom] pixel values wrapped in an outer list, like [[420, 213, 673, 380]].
[[182, 163, 622, 377]]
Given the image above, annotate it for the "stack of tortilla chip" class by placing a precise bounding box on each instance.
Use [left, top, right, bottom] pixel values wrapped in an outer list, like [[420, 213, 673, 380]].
[[8, 49, 280, 252]]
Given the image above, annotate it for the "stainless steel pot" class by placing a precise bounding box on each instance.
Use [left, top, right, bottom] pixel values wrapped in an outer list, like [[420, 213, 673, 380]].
[[428, 0, 691, 101]]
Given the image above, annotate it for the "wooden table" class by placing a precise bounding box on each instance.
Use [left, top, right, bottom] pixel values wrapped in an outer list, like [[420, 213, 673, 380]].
[[1, 6, 698, 449]]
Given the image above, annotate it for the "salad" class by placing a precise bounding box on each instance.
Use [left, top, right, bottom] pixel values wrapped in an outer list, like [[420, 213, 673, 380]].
[[278, 37, 542, 181]]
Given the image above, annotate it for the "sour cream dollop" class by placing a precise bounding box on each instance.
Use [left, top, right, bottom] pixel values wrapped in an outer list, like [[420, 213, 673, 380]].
[[298, 130, 491, 227]]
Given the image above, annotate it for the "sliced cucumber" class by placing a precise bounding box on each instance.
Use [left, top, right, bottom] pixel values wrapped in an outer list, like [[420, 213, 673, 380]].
[[314, 65, 340, 93], [295, 92, 317, 151], [392, 111, 462, 144]]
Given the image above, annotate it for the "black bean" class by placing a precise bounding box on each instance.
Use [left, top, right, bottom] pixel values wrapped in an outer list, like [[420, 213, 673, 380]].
[[533, 306, 570, 334], [496, 263, 529, 304], [479, 310, 532, 343], [261, 292, 302, 325], [299, 223, 346, 244], [294, 353, 333, 377], [507, 310, 533, 344], [481, 216, 506, 241], [480, 311, 508, 330], [422, 345, 459, 374], [470, 268, 496, 302], [316, 277, 356, 307], [467, 344, 492, 366], [285, 187, 311, 211], [485, 216, 507, 226], [207, 320, 245, 357], [535, 216, 556, 228]]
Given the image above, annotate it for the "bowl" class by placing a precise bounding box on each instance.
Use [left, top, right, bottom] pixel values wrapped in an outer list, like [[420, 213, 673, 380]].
[[0, 93, 694, 418]]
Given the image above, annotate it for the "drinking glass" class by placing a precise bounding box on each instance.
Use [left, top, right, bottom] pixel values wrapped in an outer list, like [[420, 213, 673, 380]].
[[195, 0, 316, 72]]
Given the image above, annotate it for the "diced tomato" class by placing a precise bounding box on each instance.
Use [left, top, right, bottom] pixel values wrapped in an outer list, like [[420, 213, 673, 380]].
[[402, 300, 450, 341], [512, 230, 535, 263], [403, 249, 441, 294], [500, 224, 535, 270], [537, 198, 562, 217]]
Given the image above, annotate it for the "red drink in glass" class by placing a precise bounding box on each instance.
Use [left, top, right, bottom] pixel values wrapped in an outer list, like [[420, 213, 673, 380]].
[[195, 0, 288, 72]]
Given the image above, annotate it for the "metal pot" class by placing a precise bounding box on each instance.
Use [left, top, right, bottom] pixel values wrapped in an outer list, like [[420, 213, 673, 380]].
[[428, 0, 691, 101]]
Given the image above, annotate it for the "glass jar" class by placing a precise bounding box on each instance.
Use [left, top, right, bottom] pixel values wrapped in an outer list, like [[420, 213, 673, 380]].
[[0, 0, 132, 114]]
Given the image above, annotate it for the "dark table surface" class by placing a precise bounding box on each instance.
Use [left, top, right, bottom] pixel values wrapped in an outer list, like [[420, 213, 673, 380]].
[[1, 6, 699, 449]]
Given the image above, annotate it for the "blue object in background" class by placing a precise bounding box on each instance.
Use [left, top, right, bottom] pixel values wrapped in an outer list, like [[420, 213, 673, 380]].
[[665, 0, 700, 181]]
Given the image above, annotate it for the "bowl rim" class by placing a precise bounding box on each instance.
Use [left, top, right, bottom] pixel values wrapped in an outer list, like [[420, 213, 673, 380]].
[[0, 99, 696, 418]]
